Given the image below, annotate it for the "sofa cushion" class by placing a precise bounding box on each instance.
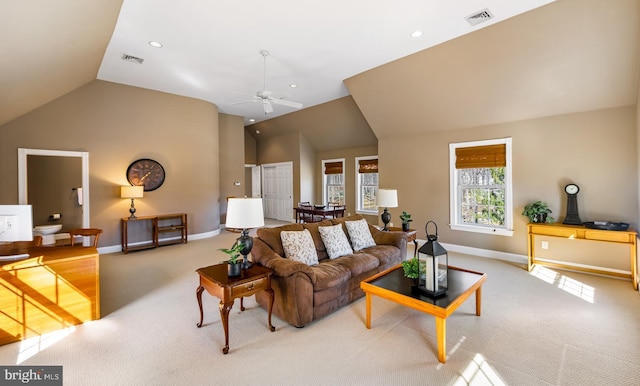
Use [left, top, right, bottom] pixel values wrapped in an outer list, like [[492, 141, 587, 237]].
[[360, 244, 404, 268], [280, 229, 319, 266], [257, 224, 304, 257], [332, 252, 380, 277], [302, 220, 333, 260], [318, 224, 353, 259], [345, 218, 376, 251], [310, 260, 351, 291]]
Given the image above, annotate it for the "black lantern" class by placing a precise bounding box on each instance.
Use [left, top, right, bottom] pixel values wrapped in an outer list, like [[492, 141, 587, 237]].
[[416, 221, 448, 297]]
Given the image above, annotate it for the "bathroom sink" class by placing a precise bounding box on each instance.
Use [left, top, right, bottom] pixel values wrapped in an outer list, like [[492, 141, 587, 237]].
[[33, 224, 62, 235]]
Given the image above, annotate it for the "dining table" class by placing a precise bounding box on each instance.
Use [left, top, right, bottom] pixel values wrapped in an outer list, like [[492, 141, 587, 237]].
[[294, 205, 345, 223]]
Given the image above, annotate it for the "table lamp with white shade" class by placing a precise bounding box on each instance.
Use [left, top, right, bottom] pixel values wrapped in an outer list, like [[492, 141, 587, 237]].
[[121, 185, 144, 218], [376, 189, 398, 231], [225, 197, 265, 269]]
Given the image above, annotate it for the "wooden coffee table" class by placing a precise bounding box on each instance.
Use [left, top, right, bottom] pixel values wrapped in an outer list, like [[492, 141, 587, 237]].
[[196, 263, 275, 354], [360, 264, 487, 363]]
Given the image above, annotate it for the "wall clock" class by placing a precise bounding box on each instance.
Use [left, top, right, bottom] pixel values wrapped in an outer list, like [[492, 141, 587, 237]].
[[126, 158, 165, 192], [563, 183, 582, 225]]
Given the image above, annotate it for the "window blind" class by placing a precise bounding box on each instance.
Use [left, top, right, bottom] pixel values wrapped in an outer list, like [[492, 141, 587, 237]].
[[324, 161, 343, 175], [358, 159, 378, 173], [455, 144, 506, 169]]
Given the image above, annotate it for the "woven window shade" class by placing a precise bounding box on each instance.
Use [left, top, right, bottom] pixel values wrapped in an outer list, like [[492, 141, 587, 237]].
[[358, 159, 378, 173], [324, 161, 343, 175], [455, 144, 506, 169]]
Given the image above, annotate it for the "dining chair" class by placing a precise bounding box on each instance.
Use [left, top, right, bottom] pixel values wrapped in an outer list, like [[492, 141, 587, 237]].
[[69, 228, 103, 247], [297, 202, 314, 223]]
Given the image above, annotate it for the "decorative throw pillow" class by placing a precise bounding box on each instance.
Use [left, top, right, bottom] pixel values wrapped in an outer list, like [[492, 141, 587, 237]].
[[318, 224, 353, 259], [345, 218, 376, 251], [280, 229, 319, 266]]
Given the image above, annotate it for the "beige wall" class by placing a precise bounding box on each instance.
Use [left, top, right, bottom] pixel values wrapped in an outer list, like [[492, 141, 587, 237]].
[[28, 155, 82, 229], [257, 132, 301, 206], [380, 106, 637, 263], [219, 113, 246, 224], [0, 80, 220, 247]]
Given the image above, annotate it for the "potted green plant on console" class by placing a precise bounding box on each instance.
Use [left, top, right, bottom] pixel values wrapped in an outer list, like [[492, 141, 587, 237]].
[[399, 211, 413, 232], [522, 201, 555, 223], [218, 243, 244, 277]]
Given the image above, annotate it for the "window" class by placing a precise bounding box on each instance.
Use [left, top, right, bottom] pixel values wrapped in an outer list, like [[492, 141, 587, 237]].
[[355, 156, 378, 214], [322, 159, 345, 205], [449, 138, 513, 236]]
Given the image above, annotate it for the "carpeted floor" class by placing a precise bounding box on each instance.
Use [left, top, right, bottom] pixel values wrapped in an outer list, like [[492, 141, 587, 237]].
[[1, 228, 639, 385]]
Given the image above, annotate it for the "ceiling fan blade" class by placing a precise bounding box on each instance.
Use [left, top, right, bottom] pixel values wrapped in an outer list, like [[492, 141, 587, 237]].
[[263, 100, 273, 114], [230, 99, 258, 105], [270, 98, 303, 109]]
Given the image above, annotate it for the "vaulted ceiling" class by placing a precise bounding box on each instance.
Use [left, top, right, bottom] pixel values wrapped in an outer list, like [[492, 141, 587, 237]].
[[1, 0, 638, 152]]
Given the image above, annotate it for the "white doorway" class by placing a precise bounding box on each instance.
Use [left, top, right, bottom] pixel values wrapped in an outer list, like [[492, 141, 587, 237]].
[[18, 148, 90, 228], [262, 162, 293, 221]]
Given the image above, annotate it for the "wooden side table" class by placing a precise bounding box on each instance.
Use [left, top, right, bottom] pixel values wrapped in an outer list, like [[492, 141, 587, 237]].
[[195, 263, 275, 354], [388, 226, 418, 258]]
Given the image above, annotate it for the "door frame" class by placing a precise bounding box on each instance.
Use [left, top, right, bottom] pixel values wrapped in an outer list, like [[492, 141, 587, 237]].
[[18, 148, 90, 228]]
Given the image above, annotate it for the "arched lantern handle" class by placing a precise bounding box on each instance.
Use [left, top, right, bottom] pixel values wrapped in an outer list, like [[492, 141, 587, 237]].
[[425, 220, 438, 241]]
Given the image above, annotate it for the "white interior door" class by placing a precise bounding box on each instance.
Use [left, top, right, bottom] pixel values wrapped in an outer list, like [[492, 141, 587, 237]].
[[262, 162, 293, 221], [251, 166, 261, 198]]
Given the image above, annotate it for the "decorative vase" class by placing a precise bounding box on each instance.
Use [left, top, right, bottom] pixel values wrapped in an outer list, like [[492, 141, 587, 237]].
[[227, 262, 242, 277]]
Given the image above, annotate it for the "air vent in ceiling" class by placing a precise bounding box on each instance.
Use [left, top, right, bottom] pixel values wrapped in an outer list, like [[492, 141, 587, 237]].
[[465, 8, 494, 26], [122, 54, 144, 64]]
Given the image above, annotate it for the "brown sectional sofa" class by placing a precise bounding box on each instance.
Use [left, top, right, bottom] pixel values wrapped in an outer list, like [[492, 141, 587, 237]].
[[251, 214, 407, 327]]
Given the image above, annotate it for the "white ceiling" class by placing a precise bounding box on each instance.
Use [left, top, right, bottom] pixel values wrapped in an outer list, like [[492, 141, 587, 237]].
[[97, 0, 555, 125]]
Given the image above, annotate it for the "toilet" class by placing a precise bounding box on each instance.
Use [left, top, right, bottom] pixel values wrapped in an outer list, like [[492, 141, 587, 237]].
[[33, 224, 63, 245]]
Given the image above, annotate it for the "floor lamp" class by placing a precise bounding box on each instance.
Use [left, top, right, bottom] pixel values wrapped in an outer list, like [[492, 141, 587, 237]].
[[225, 197, 265, 269]]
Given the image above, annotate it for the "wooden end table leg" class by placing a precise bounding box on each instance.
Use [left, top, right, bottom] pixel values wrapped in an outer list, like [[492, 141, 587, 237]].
[[196, 286, 204, 328], [266, 288, 275, 332], [365, 292, 371, 329], [219, 300, 234, 354], [476, 286, 483, 316], [436, 317, 447, 363], [240, 297, 245, 311]]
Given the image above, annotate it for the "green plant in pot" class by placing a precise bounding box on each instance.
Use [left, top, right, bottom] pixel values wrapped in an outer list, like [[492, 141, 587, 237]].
[[399, 211, 413, 232], [522, 201, 555, 223], [218, 243, 244, 277], [401, 257, 419, 279]]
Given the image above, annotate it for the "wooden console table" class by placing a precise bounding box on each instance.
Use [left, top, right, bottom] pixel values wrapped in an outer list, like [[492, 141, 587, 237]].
[[0, 247, 100, 346], [527, 223, 638, 290], [121, 213, 187, 253]]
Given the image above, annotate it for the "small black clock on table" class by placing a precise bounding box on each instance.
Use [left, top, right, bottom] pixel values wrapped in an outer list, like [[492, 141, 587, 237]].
[[563, 183, 582, 225]]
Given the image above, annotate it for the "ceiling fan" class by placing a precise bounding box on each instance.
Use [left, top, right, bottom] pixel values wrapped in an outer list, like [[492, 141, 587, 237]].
[[233, 50, 303, 115]]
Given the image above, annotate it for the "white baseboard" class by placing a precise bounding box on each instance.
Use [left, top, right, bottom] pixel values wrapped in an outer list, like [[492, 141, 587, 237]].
[[412, 237, 528, 265], [98, 228, 221, 255]]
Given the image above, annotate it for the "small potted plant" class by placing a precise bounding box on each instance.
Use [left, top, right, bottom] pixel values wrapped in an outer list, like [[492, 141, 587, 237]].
[[522, 201, 555, 223], [401, 257, 419, 280], [399, 211, 413, 232], [218, 243, 244, 277]]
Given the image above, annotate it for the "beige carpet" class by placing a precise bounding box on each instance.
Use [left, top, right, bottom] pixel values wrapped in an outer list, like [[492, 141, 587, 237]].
[[1, 228, 640, 386]]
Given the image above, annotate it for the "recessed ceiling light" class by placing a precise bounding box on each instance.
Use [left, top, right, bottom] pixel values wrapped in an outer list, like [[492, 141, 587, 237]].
[[255, 130, 260, 134], [249, 118, 255, 123], [410, 30, 423, 38], [289, 84, 298, 88], [149, 41, 163, 48]]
